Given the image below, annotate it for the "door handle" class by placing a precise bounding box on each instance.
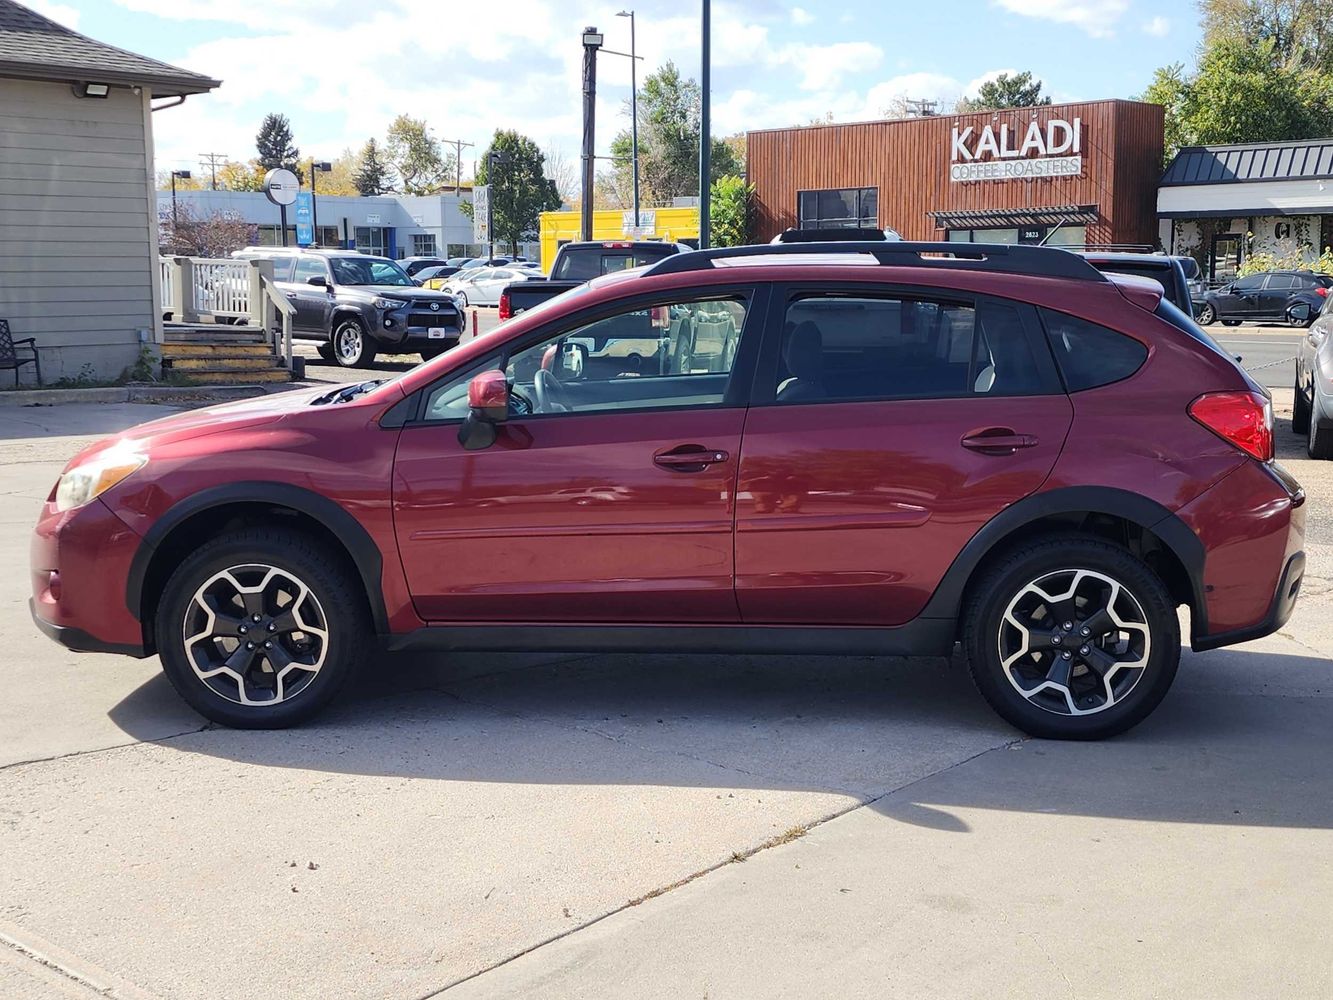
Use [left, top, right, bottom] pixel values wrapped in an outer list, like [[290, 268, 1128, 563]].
[[654, 445, 729, 472], [961, 429, 1038, 455], [285, 292, 298, 299]]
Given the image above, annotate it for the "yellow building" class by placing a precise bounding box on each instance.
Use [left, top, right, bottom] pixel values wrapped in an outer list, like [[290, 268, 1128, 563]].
[[539, 206, 700, 272]]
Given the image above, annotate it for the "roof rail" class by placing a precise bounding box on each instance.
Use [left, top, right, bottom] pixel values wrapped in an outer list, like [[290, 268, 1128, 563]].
[[643, 241, 1109, 282]]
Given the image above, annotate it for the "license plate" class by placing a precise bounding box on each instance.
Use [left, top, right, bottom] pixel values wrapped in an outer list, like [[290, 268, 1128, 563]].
[[428, 329, 447, 339]]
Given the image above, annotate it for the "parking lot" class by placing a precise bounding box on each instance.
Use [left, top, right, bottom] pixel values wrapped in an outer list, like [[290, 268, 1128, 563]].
[[1, 384, 1330, 999]]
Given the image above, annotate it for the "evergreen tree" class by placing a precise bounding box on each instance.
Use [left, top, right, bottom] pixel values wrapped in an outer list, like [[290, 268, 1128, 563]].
[[256, 113, 301, 177], [353, 139, 393, 195]]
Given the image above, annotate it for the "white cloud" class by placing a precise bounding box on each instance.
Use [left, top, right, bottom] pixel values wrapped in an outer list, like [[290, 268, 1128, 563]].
[[24, 0, 80, 28], [1142, 16, 1170, 37], [992, 0, 1129, 37], [790, 6, 814, 25], [772, 41, 883, 91]]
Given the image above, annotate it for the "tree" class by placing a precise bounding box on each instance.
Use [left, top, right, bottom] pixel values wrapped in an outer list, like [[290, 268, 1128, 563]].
[[607, 61, 741, 206], [542, 144, 578, 205], [468, 130, 562, 254], [1142, 36, 1333, 161], [216, 159, 264, 192], [1202, 0, 1333, 71], [353, 139, 394, 195], [710, 174, 753, 248], [385, 115, 453, 195], [255, 113, 300, 177], [956, 71, 1051, 112], [159, 204, 255, 257], [311, 149, 362, 197]]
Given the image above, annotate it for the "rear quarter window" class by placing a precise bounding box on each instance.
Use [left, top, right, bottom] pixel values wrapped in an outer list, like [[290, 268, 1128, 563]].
[[1039, 308, 1148, 391]]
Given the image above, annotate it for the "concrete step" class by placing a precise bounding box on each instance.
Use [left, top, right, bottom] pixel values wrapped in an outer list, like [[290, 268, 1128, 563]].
[[161, 343, 274, 357], [172, 368, 292, 385], [164, 332, 268, 344], [167, 355, 283, 371]]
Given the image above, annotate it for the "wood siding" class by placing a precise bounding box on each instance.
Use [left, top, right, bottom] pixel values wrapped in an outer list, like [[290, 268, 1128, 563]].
[[748, 100, 1164, 246], [0, 79, 156, 379]]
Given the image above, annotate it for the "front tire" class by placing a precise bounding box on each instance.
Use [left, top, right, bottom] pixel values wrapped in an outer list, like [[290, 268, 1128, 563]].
[[154, 528, 371, 729], [332, 317, 376, 368], [1196, 303, 1216, 325], [458, 292, 469, 309], [962, 536, 1180, 740]]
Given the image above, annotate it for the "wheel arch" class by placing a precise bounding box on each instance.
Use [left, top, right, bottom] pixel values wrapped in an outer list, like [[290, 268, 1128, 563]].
[[126, 482, 389, 651], [922, 486, 1206, 634]]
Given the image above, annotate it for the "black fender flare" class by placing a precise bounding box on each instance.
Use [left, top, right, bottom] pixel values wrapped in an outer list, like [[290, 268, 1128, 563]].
[[125, 481, 389, 635], [919, 485, 1207, 630]]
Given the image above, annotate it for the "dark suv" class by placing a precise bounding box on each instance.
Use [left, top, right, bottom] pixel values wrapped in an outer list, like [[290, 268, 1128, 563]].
[[240, 249, 464, 367], [32, 242, 1305, 740], [1198, 269, 1332, 327]]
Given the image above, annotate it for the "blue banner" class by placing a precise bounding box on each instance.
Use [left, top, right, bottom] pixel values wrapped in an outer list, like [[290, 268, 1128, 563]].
[[295, 190, 314, 246]]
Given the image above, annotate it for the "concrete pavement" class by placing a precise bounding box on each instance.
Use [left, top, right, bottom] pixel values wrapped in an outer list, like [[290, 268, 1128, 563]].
[[0, 400, 1330, 999]]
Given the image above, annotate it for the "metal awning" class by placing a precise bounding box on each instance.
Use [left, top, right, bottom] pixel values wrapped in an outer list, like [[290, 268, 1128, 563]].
[[929, 204, 1100, 229]]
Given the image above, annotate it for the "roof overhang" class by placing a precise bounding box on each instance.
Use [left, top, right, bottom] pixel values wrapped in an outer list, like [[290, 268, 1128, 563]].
[[1157, 179, 1333, 219], [929, 204, 1099, 229], [0, 60, 219, 96]]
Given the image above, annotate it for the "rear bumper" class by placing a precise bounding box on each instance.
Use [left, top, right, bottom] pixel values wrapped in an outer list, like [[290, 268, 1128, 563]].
[[1191, 551, 1304, 651]]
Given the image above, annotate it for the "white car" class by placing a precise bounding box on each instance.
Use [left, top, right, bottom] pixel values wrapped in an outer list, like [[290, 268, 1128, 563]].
[[441, 266, 536, 308]]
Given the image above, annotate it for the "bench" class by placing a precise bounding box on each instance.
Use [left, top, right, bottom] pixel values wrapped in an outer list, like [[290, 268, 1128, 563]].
[[0, 320, 41, 386]]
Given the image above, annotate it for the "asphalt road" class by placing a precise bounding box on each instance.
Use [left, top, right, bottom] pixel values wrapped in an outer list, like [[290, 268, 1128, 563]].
[[1, 396, 1331, 998], [1214, 329, 1304, 390]]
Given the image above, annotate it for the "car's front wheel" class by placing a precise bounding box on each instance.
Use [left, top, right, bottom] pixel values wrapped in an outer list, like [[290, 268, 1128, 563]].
[[963, 536, 1180, 740], [1196, 303, 1216, 325], [155, 529, 370, 728], [332, 317, 376, 368]]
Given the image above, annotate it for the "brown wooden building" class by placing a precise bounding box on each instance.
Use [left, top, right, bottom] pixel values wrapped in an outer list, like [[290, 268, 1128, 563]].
[[747, 99, 1164, 249]]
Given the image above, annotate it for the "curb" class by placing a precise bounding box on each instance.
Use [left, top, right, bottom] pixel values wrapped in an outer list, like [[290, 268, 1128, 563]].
[[0, 384, 275, 408]]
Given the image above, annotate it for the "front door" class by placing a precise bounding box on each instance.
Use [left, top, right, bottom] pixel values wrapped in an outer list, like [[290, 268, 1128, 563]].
[[289, 257, 332, 333], [1216, 273, 1266, 320], [393, 290, 758, 622], [735, 287, 1072, 626]]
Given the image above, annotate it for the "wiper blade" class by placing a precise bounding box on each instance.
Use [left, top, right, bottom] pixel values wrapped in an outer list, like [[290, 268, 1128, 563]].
[[311, 380, 384, 405]]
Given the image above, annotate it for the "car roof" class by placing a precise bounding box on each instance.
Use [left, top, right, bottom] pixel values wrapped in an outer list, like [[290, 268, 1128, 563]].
[[1078, 252, 1174, 268]]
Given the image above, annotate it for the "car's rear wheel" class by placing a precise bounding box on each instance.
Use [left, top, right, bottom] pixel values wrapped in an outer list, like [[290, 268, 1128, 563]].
[[155, 529, 370, 729], [1293, 372, 1312, 434], [333, 317, 376, 368], [1196, 303, 1216, 325], [963, 536, 1180, 740], [1222, 319, 1241, 327]]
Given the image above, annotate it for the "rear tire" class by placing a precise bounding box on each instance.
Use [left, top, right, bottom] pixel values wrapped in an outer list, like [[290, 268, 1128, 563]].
[[1292, 373, 1311, 434], [154, 528, 371, 729], [1196, 303, 1216, 325], [962, 535, 1180, 740], [1222, 319, 1241, 327]]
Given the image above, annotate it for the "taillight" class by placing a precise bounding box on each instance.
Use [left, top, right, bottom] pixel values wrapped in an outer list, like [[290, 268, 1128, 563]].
[[1316, 287, 1329, 298], [1189, 390, 1273, 462], [497, 290, 511, 321]]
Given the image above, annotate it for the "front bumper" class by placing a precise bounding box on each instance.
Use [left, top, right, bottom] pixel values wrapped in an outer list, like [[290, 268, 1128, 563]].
[[372, 303, 463, 347], [30, 598, 147, 656]]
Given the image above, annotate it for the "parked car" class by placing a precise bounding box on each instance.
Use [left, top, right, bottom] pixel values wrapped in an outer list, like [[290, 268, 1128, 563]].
[[459, 257, 515, 270], [1290, 292, 1333, 456], [400, 256, 450, 277], [770, 226, 902, 243], [33, 240, 1304, 740], [1175, 255, 1208, 314], [502, 240, 692, 319], [445, 256, 474, 267], [235, 248, 463, 366], [1197, 270, 1331, 326], [439, 266, 537, 308], [1079, 252, 1195, 318], [414, 264, 462, 288]]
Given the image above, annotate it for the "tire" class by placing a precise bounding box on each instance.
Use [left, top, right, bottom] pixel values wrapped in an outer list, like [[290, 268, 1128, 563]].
[[962, 535, 1181, 740], [418, 346, 447, 362], [1308, 386, 1333, 459], [1292, 372, 1311, 435], [458, 292, 469, 309], [1222, 319, 1241, 327], [1196, 303, 1216, 325], [332, 316, 376, 368], [154, 528, 371, 729], [315, 342, 336, 362]]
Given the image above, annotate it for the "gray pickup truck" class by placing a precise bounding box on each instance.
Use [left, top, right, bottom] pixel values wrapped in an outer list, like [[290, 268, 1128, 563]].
[[499, 241, 693, 319]]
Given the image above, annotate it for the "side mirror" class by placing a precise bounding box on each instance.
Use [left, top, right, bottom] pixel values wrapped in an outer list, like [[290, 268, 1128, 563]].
[[458, 370, 509, 450], [413, 278, 424, 286], [1290, 302, 1313, 323], [306, 275, 328, 288]]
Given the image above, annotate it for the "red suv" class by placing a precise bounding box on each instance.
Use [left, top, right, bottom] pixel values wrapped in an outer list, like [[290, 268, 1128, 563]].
[[31, 242, 1305, 739]]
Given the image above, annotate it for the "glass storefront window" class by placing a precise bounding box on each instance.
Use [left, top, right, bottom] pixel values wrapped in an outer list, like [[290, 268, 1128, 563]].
[[797, 187, 878, 229], [354, 226, 389, 256], [946, 225, 1086, 247]]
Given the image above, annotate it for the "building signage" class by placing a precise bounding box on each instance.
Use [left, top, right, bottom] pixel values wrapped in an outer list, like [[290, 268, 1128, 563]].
[[261, 168, 299, 206], [949, 117, 1082, 182], [473, 185, 490, 242], [294, 191, 313, 246], [622, 209, 656, 235], [365, 214, 381, 225]]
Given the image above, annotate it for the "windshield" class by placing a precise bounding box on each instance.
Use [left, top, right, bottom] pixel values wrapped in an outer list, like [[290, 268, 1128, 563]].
[[553, 245, 679, 281], [330, 257, 414, 287]]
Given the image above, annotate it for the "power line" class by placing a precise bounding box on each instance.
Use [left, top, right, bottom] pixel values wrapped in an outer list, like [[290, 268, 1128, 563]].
[[438, 138, 475, 194], [198, 152, 227, 190]]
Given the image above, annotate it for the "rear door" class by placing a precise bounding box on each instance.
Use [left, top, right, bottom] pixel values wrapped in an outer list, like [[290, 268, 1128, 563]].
[[1260, 273, 1298, 317], [734, 284, 1072, 626]]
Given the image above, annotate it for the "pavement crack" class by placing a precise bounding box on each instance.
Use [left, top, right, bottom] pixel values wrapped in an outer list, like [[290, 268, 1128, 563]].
[[0, 723, 211, 775]]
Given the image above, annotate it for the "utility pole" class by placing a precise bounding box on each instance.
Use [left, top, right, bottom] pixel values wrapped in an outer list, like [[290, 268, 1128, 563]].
[[698, 0, 711, 249], [616, 10, 640, 230], [440, 137, 474, 193], [580, 26, 604, 242], [904, 98, 939, 117], [198, 152, 226, 191]]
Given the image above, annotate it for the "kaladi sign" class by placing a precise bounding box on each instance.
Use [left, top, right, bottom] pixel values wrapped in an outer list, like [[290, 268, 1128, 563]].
[[949, 117, 1082, 182]]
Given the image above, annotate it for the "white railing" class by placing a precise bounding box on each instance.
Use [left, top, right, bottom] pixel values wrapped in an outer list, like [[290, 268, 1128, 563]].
[[190, 259, 252, 320], [159, 258, 175, 312]]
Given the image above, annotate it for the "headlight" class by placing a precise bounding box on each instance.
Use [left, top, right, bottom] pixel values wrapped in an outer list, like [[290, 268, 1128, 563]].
[[54, 446, 147, 512], [373, 297, 403, 310]]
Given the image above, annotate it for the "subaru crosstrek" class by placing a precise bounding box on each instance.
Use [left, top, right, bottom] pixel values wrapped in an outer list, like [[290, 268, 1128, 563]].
[[31, 242, 1306, 740]]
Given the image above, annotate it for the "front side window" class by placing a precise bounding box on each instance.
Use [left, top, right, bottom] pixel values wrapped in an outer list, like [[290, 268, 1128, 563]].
[[774, 293, 1045, 404], [797, 188, 878, 230], [1235, 275, 1265, 293], [293, 257, 326, 283], [423, 296, 749, 421], [330, 257, 413, 287]]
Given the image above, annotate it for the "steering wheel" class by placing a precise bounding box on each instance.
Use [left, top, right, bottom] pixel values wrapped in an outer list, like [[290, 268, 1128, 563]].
[[533, 369, 573, 413]]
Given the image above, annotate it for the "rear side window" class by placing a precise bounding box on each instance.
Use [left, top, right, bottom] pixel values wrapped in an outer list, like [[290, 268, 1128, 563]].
[[1040, 309, 1148, 391], [1267, 274, 1298, 290], [553, 246, 677, 281]]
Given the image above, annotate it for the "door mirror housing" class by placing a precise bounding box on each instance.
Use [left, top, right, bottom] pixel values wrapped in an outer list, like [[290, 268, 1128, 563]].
[[1290, 302, 1313, 323], [306, 274, 328, 288], [458, 369, 510, 450]]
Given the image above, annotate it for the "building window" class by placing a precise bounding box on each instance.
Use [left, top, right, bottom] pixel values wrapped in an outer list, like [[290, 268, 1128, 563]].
[[947, 225, 1086, 247], [314, 226, 340, 248], [797, 188, 878, 230], [354, 226, 388, 256], [257, 225, 297, 247], [412, 234, 438, 256]]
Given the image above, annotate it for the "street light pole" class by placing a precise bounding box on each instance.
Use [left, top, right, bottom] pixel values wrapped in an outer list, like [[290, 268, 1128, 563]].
[[487, 150, 510, 260], [617, 10, 640, 230], [580, 26, 604, 242], [699, 0, 711, 249], [170, 169, 191, 229], [310, 160, 331, 246]]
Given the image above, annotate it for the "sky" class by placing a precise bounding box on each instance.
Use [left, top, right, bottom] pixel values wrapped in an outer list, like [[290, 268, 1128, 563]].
[[29, 0, 1203, 182]]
